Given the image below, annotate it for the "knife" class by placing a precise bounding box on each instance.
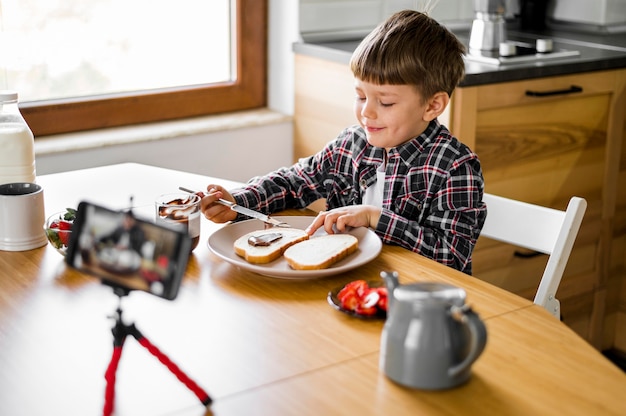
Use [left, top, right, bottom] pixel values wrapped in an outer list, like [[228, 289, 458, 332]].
[[178, 187, 289, 228]]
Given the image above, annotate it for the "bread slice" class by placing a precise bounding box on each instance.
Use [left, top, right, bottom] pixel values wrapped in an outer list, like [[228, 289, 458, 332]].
[[283, 234, 359, 270], [234, 228, 309, 264]]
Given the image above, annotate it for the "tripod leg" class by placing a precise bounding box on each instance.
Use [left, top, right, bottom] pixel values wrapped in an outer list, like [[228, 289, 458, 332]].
[[128, 324, 212, 406], [103, 340, 124, 416]]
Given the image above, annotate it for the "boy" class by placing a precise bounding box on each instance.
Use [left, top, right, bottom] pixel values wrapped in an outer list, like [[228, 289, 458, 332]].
[[201, 10, 486, 274]]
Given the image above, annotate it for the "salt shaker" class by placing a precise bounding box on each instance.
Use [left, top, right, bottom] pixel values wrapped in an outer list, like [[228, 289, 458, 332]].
[[0, 91, 36, 185]]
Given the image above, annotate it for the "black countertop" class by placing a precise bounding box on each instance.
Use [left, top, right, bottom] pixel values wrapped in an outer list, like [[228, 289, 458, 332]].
[[293, 24, 626, 87]]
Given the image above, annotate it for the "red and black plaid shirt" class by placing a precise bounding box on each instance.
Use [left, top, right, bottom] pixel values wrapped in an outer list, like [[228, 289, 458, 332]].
[[232, 120, 486, 274]]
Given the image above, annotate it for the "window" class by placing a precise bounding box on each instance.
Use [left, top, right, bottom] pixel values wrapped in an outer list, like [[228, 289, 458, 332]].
[[1, 0, 266, 137]]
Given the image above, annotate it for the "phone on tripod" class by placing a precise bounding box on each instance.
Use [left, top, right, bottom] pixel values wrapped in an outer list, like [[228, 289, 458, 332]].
[[65, 201, 191, 300]]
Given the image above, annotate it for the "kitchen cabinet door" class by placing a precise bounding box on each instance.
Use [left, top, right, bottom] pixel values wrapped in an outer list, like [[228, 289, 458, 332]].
[[450, 69, 626, 349]]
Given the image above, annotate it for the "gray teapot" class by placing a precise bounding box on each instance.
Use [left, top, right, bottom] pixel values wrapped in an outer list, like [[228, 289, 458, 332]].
[[380, 271, 487, 390]]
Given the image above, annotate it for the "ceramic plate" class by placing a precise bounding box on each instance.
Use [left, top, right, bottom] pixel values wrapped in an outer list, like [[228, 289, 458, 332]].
[[327, 280, 387, 320], [207, 216, 382, 279]]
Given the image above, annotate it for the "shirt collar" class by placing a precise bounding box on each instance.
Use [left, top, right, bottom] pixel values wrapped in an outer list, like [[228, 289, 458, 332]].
[[388, 119, 441, 164]]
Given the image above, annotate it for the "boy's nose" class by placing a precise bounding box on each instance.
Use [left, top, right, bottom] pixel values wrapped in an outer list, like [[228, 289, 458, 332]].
[[360, 101, 376, 119]]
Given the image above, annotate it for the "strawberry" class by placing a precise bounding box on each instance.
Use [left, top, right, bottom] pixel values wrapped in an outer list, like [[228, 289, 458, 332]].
[[355, 303, 378, 316], [46, 208, 76, 250], [336, 280, 387, 316], [375, 287, 388, 311], [48, 219, 72, 247], [353, 280, 370, 298], [337, 286, 353, 301], [338, 279, 368, 300], [45, 226, 63, 249], [57, 220, 72, 230], [339, 291, 360, 311], [57, 226, 72, 247]]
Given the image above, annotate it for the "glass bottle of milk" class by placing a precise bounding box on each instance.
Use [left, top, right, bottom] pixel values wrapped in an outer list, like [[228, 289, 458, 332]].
[[0, 91, 36, 185]]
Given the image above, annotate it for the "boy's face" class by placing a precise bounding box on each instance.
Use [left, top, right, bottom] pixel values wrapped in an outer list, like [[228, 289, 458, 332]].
[[354, 79, 438, 150]]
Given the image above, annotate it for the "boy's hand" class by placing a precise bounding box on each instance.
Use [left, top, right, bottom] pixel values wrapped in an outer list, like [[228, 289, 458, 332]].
[[200, 184, 238, 223], [305, 205, 381, 236]]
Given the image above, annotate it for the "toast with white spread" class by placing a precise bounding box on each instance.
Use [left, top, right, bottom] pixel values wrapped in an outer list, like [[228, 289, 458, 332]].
[[284, 234, 359, 270]]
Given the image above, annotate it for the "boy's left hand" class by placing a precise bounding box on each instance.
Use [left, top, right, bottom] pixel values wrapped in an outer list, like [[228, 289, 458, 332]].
[[305, 205, 381, 236]]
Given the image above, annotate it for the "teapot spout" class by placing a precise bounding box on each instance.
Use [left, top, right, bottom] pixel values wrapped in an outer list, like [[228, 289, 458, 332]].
[[380, 271, 399, 311]]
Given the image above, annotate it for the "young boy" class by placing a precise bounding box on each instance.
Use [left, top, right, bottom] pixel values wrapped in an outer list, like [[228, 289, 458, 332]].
[[201, 10, 486, 274]]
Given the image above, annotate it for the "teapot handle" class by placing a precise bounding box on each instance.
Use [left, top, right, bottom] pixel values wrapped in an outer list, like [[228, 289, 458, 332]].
[[448, 305, 488, 378]]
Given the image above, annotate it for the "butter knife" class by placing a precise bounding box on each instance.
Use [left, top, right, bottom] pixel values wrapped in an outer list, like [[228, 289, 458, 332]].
[[178, 186, 290, 228]]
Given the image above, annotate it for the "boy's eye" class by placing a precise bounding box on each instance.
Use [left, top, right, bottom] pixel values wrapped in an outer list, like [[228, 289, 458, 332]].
[[355, 96, 366, 102], [380, 102, 394, 107]]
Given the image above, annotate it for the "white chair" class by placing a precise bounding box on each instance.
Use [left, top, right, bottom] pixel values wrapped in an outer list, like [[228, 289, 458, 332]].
[[479, 193, 587, 319]]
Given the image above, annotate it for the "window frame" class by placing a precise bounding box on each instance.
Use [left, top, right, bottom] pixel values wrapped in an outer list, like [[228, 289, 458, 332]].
[[20, 0, 267, 137]]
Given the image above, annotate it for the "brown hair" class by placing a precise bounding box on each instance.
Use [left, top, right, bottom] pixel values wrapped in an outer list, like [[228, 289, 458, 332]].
[[350, 10, 465, 101]]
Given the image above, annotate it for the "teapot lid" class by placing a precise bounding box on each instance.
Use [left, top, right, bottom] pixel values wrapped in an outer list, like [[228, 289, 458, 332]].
[[394, 282, 466, 305]]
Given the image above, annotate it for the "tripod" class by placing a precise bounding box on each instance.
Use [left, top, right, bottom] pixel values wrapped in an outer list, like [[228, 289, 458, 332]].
[[103, 288, 212, 416]]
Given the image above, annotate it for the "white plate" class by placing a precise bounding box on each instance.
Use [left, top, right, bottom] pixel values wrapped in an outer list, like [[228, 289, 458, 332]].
[[207, 216, 382, 279]]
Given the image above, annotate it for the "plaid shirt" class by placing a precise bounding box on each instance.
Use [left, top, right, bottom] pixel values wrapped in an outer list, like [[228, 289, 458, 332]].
[[232, 120, 486, 274]]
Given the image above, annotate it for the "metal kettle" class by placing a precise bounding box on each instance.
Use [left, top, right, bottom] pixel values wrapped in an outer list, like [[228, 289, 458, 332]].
[[379, 271, 487, 390], [469, 0, 506, 51]]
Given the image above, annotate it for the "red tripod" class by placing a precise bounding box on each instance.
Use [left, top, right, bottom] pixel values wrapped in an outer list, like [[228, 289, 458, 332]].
[[103, 293, 212, 416]]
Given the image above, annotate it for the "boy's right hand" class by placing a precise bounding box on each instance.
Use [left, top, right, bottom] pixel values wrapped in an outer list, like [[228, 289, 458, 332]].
[[305, 205, 381, 236], [200, 184, 238, 224]]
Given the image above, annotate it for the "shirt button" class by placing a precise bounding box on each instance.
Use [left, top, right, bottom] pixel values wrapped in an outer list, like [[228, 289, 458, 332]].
[[360, 179, 367, 189]]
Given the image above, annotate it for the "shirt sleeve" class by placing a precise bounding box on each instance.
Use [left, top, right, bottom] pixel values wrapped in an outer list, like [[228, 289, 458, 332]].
[[230, 132, 350, 214], [375, 156, 486, 275]]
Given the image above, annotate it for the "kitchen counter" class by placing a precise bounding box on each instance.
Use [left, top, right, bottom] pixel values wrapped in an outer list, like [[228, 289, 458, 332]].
[[293, 24, 626, 86]]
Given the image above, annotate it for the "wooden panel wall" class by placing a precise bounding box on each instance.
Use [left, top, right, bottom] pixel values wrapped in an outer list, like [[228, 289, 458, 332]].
[[293, 55, 355, 161]]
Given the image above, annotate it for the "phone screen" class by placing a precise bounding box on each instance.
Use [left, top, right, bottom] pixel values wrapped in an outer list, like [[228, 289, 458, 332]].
[[65, 201, 191, 300]]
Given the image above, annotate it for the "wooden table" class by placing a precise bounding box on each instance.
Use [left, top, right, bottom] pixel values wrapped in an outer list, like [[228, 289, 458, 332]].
[[0, 163, 624, 415]]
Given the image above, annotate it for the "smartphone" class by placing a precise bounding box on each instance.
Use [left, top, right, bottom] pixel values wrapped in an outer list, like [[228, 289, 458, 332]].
[[65, 201, 191, 300]]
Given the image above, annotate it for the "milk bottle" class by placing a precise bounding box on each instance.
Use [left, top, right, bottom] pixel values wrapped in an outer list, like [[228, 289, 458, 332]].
[[0, 91, 36, 185]]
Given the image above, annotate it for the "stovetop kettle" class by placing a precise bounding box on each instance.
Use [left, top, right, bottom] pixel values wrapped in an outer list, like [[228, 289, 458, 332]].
[[469, 0, 507, 51]]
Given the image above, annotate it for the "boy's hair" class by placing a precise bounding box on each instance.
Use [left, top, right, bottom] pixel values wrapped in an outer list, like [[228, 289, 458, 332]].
[[350, 10, 465, 101]]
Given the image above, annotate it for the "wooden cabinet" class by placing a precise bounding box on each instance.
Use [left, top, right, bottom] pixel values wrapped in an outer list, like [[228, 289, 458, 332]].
[[600, 69, 626, 354], [294, 55, 355, 160], [449, 70, 626, 350], [294, 53, 626, 351]]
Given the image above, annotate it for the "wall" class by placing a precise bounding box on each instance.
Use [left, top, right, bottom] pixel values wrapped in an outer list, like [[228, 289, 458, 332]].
[[35, 110, 293, 183], [549, 0, 626, 27], [298, 0, 479, 41]]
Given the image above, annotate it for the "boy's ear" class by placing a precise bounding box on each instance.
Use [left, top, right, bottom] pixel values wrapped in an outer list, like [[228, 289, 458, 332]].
[[423, 92, 449, 121]]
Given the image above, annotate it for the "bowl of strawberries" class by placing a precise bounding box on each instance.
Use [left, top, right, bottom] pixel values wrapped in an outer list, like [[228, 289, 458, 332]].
[[44, 208, 77, 256], [327, 279, 388, 319]]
